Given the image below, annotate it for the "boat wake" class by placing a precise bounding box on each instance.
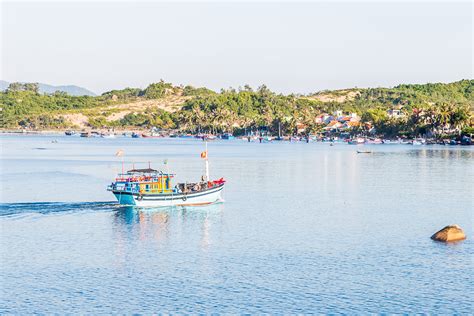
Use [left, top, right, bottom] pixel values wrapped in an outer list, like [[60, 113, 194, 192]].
[[0, 201, 118, 217]]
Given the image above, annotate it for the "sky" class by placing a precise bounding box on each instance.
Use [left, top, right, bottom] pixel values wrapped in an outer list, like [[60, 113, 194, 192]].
[[1, 1, 472, 95]]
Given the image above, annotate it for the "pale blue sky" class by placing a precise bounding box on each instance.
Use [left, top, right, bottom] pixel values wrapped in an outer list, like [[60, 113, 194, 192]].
[[1, 1, 472, 94]]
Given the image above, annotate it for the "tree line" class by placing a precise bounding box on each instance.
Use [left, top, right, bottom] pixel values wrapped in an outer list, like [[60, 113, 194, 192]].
[[1, 79, 472, 137]]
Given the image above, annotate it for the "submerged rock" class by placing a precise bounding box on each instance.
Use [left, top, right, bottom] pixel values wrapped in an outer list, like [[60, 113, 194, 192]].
[[431, 225, 466, 242]]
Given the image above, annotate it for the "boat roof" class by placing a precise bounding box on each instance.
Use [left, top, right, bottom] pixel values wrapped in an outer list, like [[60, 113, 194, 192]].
[[121, 168, 175, 177], [127, 168, 158, 173]]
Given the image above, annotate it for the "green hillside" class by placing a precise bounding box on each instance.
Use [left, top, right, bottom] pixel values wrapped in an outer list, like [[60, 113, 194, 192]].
[[1, 80, 472, 137]]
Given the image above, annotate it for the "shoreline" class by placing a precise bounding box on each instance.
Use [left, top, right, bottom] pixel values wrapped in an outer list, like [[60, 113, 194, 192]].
[[1, 129, 472, 145]]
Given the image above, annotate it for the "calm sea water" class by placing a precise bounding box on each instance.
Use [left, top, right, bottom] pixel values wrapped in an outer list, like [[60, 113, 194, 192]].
[[0, 135, 473, 313]]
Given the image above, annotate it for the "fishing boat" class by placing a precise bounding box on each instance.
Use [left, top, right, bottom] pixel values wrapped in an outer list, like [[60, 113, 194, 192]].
[[221, 133, 235, 140], [274, 122, 284, 141], [142, 133, 162, 138], [179, 134, 194, 139], [101, 133, 116, 138], [348, 137, 366, 145], [411, 138, 425, 145], [107, 145, 225, 207], [199, 134, 216, 141]]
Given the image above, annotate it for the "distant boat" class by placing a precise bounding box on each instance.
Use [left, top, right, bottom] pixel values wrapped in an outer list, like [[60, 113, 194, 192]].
[[367, 138, 382, 144], [221, 133, 235, 140], [131, 132, 141, 138], [200, 135, 216, 141], [274, 122, 284, 141], [357, 150, 372, 154], [80, 132, 91, 138], [412, 139, 424, 145], [65, 130, 76, 136], [382, 139, 400, 144], [179, 134, 194, 139], [461, 136, 472, 146], [348, 137, 366, 145], [142, 133, 161, 138], [449, 139, 458, 145], [101, 133, 116, 139]]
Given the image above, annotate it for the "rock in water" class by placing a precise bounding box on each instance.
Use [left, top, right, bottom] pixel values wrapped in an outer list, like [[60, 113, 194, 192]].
[[431, 225, 466, 242]]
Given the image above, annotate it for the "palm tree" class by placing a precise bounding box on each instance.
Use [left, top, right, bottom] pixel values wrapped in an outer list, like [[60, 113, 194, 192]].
[[451, 105, 471, 134]]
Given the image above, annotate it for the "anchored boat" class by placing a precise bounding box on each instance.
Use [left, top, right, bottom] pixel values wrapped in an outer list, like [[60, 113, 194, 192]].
[[107, 146, 225, 207]]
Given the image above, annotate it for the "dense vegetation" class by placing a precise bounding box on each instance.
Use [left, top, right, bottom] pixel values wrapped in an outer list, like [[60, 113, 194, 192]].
[[1, 79, 472, 138]]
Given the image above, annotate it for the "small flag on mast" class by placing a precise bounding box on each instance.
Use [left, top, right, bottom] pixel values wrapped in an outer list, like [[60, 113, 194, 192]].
[[200, 151, 207, 159], [115, 149, 124, 157]]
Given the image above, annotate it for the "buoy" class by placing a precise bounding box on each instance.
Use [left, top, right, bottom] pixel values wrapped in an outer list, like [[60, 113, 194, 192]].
[[431, 225, 466, 242]]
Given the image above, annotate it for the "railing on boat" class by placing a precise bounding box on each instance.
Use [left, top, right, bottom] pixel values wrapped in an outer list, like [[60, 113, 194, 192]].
[[109, 178, 225, 195]]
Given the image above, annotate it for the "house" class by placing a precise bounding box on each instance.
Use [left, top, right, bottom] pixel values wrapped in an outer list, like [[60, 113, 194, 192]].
[[323, 114, 334, 124], [387, 106, 405, 118], [338, 116, 352, 123], [324, 120, 343, 131], [315, 115, 325, 124], [350, 113, 360, 121], [343, 121, 360, 129], [296, 122, 307, 134]]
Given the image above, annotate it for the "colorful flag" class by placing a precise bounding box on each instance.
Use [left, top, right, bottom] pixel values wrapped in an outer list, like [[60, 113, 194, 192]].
[[163, 159, 168, 165], [115, 149, 124, 157], [200, 151, 207, 159]]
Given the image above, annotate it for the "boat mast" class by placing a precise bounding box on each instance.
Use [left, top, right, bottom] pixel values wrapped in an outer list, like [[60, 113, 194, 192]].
[[205, 141, 209, 181]]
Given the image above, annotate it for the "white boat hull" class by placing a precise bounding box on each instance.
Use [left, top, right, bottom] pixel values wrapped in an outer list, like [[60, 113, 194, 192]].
[[112, 184, 224, 207]]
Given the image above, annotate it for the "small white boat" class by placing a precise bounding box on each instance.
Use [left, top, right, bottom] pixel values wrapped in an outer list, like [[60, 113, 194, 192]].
[[412, 139, 424, 145], [101, 133, 116, 139]]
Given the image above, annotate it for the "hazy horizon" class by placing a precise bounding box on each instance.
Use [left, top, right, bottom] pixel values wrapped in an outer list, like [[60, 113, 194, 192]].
[[1, 1, 472, 95]]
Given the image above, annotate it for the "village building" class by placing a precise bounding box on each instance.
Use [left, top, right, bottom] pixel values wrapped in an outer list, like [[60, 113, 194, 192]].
[[323, 120, 343, 132], [296, 122, 307, 134], [387, 106, 405, 118]]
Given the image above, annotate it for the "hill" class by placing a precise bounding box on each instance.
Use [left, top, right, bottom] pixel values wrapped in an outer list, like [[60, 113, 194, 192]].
[[0, 79, 472, 137], [0, 80, 96, 96]]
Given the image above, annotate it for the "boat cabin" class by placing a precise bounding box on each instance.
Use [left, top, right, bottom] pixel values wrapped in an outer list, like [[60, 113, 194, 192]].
[[111, 168, 175, 194]]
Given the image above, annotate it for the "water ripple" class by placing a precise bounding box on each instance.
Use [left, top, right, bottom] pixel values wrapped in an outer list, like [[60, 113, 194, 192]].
[[0, 201, 117, 216]]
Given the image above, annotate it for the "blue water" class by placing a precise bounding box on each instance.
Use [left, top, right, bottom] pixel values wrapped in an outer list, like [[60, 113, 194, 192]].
[[1, 135, 473, 313]]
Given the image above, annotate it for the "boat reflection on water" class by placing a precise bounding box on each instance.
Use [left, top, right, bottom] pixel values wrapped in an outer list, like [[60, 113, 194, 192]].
[[114, 203, 224, 224], [112, 203, 224, 250]]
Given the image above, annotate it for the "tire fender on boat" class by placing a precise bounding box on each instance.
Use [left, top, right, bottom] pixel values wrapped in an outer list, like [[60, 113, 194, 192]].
[[137, 195, 143, 201], [182, 195, 187, 201]]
